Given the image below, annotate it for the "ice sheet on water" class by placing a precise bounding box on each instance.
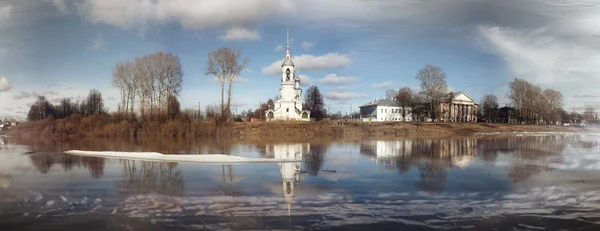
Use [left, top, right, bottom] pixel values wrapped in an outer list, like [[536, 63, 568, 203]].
[[64, 150, 303, 164]]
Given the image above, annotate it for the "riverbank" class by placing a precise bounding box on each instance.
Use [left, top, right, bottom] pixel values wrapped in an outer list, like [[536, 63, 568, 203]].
[[9, 116, 590, 143]]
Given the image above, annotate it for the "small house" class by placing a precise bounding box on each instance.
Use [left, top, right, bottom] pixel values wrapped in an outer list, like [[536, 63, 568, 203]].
[[358, 98, 413, 122]]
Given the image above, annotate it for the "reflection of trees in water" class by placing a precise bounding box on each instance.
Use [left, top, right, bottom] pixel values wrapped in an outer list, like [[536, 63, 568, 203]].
[[569, 136, 599, 150], [29, 155, 54, 174], [359, 136, 577, 192], [415, 162, 449, 193], [505, 135, 569, 182], [303, 144, 327, 176], [410, 139, 469, 193], [214, 165, 243, 197], [13, 136, 237, 155], [119, 160, 184, 197], [28, 154, 105, 178], [0, 136, 9, 146]]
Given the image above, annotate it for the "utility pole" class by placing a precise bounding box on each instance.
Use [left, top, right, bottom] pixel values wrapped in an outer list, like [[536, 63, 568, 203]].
[[199, 101, 201, 120]]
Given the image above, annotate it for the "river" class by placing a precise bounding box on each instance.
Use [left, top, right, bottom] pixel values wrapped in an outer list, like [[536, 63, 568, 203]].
[[1, 133, 600, 230]]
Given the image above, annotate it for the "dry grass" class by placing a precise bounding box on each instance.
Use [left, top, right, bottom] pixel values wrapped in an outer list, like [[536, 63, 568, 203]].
[[9, 115, 588, 144]]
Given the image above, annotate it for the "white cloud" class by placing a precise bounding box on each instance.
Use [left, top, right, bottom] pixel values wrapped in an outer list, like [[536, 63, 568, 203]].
[[323, 86, 367, 101], [274, 44, 283, 52], [86, 33, 106, 51], [218, 27, 260, 41], [262, 53, 351, 75], [370, 81, 393, 89], [319, 74, 357, 85], [477, 25, 600, 110], [231, 101, 247, 108], [46, 0, 68, 13], [447, 85, 456, 93], [0, 4, 11, 23], [0, 76, 10, 92], [73, 0, 295, 30], [301, 41, 315, 50], [12, 91, 39, 100], [298, 75, 312, 87]]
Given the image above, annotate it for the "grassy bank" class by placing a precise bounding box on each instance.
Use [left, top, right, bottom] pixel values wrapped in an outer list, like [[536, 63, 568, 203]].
[[9, 114, 588, 144]]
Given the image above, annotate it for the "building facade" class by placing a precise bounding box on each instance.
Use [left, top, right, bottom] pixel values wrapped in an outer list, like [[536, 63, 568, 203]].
[[265, 28, 311, 121], [438, 92, 478, 123], [358, 98, 413, 122]]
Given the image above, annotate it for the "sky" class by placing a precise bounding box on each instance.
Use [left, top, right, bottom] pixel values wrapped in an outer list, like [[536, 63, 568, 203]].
[[1, 0, 600, 120]]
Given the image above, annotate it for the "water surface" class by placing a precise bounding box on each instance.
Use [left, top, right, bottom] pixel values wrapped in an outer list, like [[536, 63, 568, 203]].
[[1, 134, 600, 230]]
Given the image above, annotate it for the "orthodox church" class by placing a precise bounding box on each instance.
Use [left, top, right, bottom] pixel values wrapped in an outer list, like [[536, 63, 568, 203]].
[[265, 28, 311, 121]]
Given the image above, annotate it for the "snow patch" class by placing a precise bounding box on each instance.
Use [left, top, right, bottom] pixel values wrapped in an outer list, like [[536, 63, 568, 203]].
[[64, 150, 302, 164]]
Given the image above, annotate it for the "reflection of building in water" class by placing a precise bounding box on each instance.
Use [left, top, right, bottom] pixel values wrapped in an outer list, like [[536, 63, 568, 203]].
[[437, 138, 478, 168], [360, 140, 413, 169], [360, 139, 478, 192], [265, 143, 309, 214]]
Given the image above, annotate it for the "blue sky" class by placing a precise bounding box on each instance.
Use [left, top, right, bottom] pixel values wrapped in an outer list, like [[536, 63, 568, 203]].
[[1, 0, 600, 119]]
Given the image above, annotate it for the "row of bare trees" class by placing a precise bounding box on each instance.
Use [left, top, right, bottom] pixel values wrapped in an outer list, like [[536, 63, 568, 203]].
[[27, 89, 106, 121], [112, 51, 184, 118], [508, 78, 564, 124]]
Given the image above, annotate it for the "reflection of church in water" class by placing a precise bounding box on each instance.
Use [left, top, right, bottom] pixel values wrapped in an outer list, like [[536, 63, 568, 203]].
[[264, 143, 310, 214]]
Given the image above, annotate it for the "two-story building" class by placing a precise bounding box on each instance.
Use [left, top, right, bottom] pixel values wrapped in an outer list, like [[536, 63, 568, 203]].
[[358, 98, 413, 122]]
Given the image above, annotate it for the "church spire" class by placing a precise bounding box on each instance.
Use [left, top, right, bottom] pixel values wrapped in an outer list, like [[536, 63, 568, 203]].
[[281, 25, 294, 67]]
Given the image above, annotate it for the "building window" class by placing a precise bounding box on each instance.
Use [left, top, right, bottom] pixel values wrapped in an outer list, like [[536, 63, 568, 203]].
[[286, 108, 289, 112], [381, 109, 383, 113]]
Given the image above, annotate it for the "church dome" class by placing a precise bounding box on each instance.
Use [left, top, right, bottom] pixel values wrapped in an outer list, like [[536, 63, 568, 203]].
[[282, 56, 294, 67], [282, 59, 294, 67]]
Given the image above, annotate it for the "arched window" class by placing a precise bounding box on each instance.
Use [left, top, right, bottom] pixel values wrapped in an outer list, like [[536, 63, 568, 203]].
[[286, 69, 290, 81]]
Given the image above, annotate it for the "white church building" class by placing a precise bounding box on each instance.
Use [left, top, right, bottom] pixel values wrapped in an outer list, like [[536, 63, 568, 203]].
[[265, 29, 311, 121]]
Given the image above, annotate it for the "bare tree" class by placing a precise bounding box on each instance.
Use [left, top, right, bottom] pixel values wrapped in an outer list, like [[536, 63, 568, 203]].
[[206, 47, 249, 122], [164, 53, 184, 110], [112, 61, 128, 112], [167, 95, 181, 120], [543, 89, 563, 124], [304, 86, 325, 121], [415, 64, 448, 121], [395, 87, 413, 121], [385, 89, 398, 99], [85, 89, 105, 115], [480, 94, 499, 123], [584, 107, 596, 122], [134, 56, 151, 116], [124, 61, 136, 115], [508, 78, 528, 120], [524, 84, 543, 124]]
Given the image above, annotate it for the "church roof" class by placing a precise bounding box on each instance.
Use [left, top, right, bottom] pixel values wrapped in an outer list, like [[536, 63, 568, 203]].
[[359, 98, 398, 108], [282, 54, 294, 66]]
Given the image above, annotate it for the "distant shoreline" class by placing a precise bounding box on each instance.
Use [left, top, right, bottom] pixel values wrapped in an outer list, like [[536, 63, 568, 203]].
[[8, 117, 591, 144]]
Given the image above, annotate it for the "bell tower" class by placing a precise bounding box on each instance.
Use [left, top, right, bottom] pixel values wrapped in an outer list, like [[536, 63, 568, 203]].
[[281, 25, 295, 82]]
